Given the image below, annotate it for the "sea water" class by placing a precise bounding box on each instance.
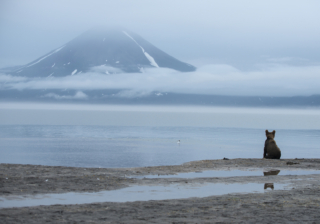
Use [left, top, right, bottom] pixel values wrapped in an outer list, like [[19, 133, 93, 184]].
[[0, 104, 319, 168], [0, 183, 290, 208]]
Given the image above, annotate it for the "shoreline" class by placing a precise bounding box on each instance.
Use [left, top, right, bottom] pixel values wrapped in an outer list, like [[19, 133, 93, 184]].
[[1, 159, 320, 223], [1, 158, 319, 196]]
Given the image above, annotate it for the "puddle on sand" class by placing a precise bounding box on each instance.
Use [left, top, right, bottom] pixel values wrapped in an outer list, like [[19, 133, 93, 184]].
[[131, 169, 320, 179], [0, 182, 289, 208]]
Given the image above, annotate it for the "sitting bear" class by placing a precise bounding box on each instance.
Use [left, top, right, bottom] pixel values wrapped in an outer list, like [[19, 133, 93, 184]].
[[263, 130, 281, 159]]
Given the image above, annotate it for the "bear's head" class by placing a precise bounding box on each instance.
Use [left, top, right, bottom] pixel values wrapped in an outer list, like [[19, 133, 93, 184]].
[[265, 130, 276, 139]]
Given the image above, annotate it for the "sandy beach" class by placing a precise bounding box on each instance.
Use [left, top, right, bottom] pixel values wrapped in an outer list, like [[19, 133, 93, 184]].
[[1, 158, 320, 223]]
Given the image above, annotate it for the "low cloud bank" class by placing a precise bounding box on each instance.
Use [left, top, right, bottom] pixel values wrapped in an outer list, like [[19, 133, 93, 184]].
[[43, 91, 88, 100], [1, 64, 320, 97]]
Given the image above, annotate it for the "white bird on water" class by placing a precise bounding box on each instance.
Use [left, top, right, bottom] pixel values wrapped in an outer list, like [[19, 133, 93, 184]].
[[177, 140, 180, 144]]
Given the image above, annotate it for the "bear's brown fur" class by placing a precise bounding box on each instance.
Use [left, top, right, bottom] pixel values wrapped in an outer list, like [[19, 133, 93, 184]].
[[263, 130, 281, 159]]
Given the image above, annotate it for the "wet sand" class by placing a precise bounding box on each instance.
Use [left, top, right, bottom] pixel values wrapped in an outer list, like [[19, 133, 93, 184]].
[[1, 158, 320, 223]]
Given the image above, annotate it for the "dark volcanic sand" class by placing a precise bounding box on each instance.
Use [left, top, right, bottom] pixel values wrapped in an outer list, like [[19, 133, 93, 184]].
[[1, 159, 320, 223]]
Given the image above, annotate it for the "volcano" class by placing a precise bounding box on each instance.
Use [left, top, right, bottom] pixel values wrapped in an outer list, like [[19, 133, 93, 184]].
[[8, 27, 196, 77]]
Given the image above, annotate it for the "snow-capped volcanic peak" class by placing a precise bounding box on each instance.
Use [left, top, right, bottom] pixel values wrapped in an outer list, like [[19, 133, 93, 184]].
[[8, 27, 196, 77]]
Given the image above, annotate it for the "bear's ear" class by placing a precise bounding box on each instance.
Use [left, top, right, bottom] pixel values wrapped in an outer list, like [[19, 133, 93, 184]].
[[265, 130, 268, 134], [272, 130, 276, 137]]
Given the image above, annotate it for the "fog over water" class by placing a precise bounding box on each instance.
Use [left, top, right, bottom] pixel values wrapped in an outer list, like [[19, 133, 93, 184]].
[[2, 64, 320, 97], [1, 103, 320, 129]]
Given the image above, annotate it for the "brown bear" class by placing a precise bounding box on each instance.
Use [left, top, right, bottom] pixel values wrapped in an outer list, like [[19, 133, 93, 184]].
[[263, 130, 281, 159]]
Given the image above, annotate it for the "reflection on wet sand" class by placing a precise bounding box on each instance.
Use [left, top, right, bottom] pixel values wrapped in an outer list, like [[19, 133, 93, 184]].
[[263, 169, 280, 190], [264, 183, 274, 190], [263, 169, 280, 176], [134, 168, 320, 179]]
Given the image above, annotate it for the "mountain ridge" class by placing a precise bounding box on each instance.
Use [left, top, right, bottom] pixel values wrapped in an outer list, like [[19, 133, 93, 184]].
[[6, 27, 196, 77]]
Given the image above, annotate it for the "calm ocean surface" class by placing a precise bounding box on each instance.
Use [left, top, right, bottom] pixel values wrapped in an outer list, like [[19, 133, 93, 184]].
[[0, 125, 319, 168], [0, 104, 319, 168]]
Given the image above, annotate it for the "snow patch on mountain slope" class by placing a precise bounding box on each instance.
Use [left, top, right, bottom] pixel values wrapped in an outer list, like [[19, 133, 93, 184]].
[[144, 52, 159, 68], [26, 46, 65, 68], [71, 69, 77, 75], [122, 31, 159, 68]]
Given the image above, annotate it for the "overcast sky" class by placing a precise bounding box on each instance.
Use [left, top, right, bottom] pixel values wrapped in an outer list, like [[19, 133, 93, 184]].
[[1, 0, 320, 69], [1, 0, 320, 97]]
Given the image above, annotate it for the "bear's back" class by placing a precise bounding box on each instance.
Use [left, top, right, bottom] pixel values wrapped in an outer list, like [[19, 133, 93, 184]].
[[264, 130, 281, 159]]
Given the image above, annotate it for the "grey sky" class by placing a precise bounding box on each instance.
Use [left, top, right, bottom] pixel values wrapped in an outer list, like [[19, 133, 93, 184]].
[[1, 0, 320, 69]]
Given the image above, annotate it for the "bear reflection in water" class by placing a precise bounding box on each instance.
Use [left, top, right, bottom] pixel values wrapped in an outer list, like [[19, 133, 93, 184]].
[[264, 183, 274, 190], [263, 169, 280, 190], [263, 169, 281, 176]]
